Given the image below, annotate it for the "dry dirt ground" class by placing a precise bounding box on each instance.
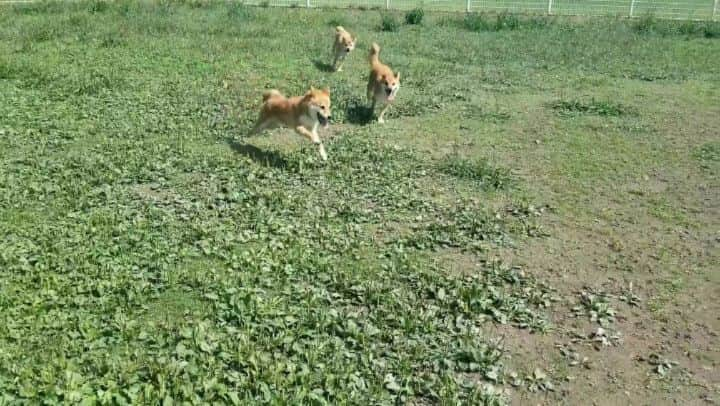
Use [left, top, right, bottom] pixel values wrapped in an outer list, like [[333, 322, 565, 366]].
[[480, 85, 720, 405]]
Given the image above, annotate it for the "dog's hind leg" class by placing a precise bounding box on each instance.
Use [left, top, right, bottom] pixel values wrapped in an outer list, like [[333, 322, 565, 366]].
[[251, 117, 273, 135]]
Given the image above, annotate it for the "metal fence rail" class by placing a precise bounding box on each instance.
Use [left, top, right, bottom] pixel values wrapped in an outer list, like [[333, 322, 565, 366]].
[[241, 0, 719, 20]]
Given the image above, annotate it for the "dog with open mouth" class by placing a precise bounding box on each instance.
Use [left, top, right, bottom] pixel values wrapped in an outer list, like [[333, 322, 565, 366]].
[[367, 42, 400, 124], [250, 87, 332, 161], [332, 26, 356, 72]]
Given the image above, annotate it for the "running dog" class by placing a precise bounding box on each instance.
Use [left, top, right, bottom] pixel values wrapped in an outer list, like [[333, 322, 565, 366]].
[[367, 42, 400, 124], [251, 87, 332, 161], [332, 26, 356, 72]]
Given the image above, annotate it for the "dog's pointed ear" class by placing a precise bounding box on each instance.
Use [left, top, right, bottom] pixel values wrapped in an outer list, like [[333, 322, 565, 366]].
[[395, 71, 401, 80], [310, 86, 317, 93], [322, 87, 330, 95]]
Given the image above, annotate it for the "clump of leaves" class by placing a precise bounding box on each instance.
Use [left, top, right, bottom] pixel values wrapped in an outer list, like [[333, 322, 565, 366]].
[[401, 205, 511, 251], [618, 282, 642, 307], [590, 326, 622, 348], [405, 8, 424, 25], [573, 290, 616, 327], [504, 202, 549, 238], [558, 344, 590, 368], [86, 0, 109, 13], [380, 14, 400, 32], [638, 353, 678, 377], [693, 141, 720, 163], [701, 21, 720, 38], [550, 98, 630, 117], [525, 368, 554, 392], [439, 156, 513, 191]]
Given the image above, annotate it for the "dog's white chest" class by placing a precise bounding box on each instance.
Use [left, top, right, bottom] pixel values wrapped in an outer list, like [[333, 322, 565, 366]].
[[300, 113, 318, 130]]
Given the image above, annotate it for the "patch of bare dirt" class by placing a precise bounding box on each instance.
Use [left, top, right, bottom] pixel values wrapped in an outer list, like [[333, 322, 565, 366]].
[[449, 87, 720, 404]]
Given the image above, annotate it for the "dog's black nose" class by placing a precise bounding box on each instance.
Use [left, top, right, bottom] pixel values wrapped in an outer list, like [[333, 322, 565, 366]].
[[346, 48, 351, 52], [328, 116, 332, 120], [386, 88, 392, 94]]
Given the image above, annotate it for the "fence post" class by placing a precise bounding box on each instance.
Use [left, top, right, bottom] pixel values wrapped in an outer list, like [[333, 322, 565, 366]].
[[714, 0, 718, 20], [306, 0, 310, 8], [629, 0, 636, 16], [466, 0, 471, 12], [547, 0, 553, 14], [386, 0, 390, 9]]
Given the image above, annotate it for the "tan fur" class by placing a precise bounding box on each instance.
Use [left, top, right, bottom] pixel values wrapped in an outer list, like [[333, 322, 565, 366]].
[[367, 43, 400, 124], [332, 26, 356, 72], [251, 87, 332, 161]]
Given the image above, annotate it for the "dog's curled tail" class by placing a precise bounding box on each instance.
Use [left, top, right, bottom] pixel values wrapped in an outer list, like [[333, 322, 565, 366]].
[[369, 42, 380, 65], [335, 26, 344, 32], [262, 89, 281, 102]]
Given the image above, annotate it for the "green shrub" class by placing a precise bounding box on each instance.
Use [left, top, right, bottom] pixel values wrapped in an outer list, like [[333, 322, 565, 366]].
[[380, 14, 400, 32], [464, 12, 524, 32], [635, 14, 658, 33], [495, 11, 519, 30], [463, 13, 493, 31], [405, 8, 424, 25]]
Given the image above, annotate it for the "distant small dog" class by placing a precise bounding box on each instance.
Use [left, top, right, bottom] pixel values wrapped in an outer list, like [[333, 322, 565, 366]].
[[332, 26, 356, 72], [251, 87, 332, 161], [367, 42, 400, 124]]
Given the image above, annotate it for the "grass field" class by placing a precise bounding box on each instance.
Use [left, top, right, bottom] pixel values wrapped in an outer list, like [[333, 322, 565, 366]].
[[1, 1, 719, 404]]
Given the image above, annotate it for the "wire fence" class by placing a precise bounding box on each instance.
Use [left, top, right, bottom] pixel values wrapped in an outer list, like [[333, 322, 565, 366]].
[[241, 0, 719, 20]]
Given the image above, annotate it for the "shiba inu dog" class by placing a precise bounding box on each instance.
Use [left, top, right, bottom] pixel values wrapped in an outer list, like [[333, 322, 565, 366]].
[[251, 87, 332, 161], [332, 26, 356, 72], [367, 42, 400, 124]]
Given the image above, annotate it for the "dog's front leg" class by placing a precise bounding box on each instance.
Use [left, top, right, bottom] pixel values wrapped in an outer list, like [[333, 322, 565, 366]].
[[378, 102, 391, 124], [295, 126, 327, 161]]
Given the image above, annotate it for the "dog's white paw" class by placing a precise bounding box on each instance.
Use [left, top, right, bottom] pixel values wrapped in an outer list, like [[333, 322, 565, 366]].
[[319, 146, 328, 161], [378, 117, 385, 124]]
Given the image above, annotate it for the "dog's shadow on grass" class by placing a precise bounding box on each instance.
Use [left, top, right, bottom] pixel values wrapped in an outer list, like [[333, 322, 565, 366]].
[[312, 59, 335, 73], [344, 99, 375, 125], [225, 137, 291, 169]]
